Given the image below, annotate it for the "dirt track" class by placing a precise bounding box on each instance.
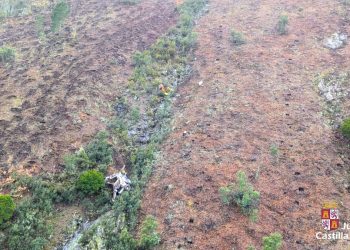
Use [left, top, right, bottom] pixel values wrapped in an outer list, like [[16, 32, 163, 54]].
[[140, 0, 350, 249], [0, 0, 177, 179]]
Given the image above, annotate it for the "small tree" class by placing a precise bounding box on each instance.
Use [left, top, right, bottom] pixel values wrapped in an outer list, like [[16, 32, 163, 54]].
[[341, 118, 350, 138], [138, 215, 161, 249], [219, 171, 260, 217], [263, 232, 283, 250], [0, 194, 15, 224], [77, 170, 104, 194]]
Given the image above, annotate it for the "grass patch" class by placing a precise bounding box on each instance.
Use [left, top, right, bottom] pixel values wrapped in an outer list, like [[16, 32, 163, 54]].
[[230, 29, 246, 45], [263, 232, 283, 250], [35, 14, 45, 39], [341, 118, 350, 138], [51, 1, 69, 33], [0, 46, 15, 63], [0, 0, 30, 18], [277, 15, 288, 35], [119, 0, 141, 4]]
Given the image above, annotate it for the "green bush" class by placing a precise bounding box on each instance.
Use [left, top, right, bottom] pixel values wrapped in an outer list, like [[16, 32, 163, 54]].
[[138, 215, 161, 249], [219, 171, 260, 216], [5, 176, 56, 250], [230, 30, 246, 45], [0, 46, 15, 63], [117, 228, 137, 250], [263, 232, 283, 250], [51, 1, 69, 32], [8, 199, 52, 250], [277, 15, 288, 35], [77, 170, 104, 194], [0, 194, 15, 224], [85, 132, 113, 170], [341, 118, 350, 138]]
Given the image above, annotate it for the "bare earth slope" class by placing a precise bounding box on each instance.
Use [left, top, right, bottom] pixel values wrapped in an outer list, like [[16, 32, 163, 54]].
[[141, 0, 350, 249], [0, 0, 177, 179]]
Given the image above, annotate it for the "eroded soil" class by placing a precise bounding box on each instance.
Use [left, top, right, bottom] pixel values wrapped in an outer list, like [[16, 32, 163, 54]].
[[141, 0, 350, 249], [0, 0, 178, 186]]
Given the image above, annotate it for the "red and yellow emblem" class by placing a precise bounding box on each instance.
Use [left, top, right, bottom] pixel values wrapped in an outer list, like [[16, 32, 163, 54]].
[[321, 201, 339, 231]]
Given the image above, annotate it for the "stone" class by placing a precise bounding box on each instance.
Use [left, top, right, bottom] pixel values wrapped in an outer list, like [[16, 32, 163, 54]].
[[324, 33, 347, 50]]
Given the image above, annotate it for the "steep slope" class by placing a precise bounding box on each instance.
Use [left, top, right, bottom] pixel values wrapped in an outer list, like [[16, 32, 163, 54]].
[[140, 0, 350, 249]]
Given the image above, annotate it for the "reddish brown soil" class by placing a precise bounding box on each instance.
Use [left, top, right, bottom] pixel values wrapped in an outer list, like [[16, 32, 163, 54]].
[[0, 0, 177, 185], [140, 0, 350, 249]]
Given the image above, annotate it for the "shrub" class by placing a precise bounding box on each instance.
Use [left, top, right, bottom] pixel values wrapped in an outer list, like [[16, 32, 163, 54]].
[[7, 199, 52, 250], [263, 232, 283, 250], [0, 194, 15, 224], [0, 46, 15, 63], [116, 228, 137, 250], [138, 215, 161, 249], [219, 171, 260, 216], [85, 132, 113, 170], [230, 30, 246, 45], [51, 1, 69, 32], [341, 118, 350, 138], [277, 15, 288, 35], [77, 170, 104, 194]]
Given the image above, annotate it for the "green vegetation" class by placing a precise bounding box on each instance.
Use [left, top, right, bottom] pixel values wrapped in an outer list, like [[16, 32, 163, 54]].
[[116, 228, 137, 250], [0, 194, 15, 224], [119, 0, 141, 4], [219, 171, 260, 218], [35, 15, 45, 39], [230, 29, 246, 45], [138, 215, 161, 249], [0, 46, 15, 63], [51, 1, 69, 33], [0, 131, 114, 249], [0, 0, 30, 18], [341, 118, 350, 138], [129, 0, 207, 93], [270, 144, 279, 157], [6, 176, 57, 250], [263, 232, 283, 250], [130, 107, 141, 123], [1, 0, 207, 249], [77, 170, 104, 194], [277, 15, 288, 35]]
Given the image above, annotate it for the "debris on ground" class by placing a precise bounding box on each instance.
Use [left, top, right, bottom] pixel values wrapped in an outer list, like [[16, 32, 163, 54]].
[[105, 170, 131, 200], [323, 33, 347, 50], [159, 84, 172, 96]]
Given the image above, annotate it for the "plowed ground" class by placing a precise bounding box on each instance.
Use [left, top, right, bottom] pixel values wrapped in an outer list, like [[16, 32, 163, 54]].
[[0, 0, 177, 186], [140, 0, 350, 249]]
